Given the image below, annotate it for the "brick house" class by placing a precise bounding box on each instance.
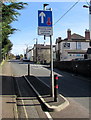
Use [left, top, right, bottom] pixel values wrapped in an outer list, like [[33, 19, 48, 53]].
[[55, 29, 91, 61], [33, 44, 50, 63]]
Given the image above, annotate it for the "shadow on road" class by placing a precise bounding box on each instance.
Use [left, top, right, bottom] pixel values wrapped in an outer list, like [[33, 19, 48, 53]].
[[1, 73, 91, 98], [1, 75, 47, 111], [1, 75, 37, 98], [2, 76, 15, 95], [36, 76, 91, 98]]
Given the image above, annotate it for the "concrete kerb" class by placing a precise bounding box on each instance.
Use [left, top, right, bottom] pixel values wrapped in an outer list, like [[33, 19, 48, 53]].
[[23, 75, 69, 112]]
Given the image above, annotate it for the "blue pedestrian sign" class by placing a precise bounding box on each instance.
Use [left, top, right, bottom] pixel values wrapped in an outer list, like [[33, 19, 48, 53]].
[[38, 10, 52, 27]]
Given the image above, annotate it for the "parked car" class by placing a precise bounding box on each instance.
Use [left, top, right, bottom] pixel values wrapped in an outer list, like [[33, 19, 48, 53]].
[[72, 58, 84, 61], [22, 58, 30, 62], [16, 55, 20, 60]]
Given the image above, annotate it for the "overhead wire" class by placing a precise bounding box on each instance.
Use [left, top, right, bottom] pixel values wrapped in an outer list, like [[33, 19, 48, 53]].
[[53, 0, 80, 26], [85, 0, 90, 5]]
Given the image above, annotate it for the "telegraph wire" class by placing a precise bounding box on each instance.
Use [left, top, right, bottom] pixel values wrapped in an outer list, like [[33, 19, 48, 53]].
[[85, 0, 90, 5], [53, 0, 80, 26]]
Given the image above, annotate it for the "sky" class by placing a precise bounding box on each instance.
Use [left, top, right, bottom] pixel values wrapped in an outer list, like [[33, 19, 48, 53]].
[[9, 0, 90, 55]]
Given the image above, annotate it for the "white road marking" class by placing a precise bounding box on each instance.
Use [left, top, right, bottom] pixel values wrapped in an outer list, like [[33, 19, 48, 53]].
[[15, 103, 18, 119], [16, 79, 28, 120], [45, 112, 53, 120], [32, 64, 63, 77], [24, 76, 53, 120], [12, 74, 18, 119]]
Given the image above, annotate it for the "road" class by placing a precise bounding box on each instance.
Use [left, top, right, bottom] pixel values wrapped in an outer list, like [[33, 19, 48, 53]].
[[9, 60, 90, 119]]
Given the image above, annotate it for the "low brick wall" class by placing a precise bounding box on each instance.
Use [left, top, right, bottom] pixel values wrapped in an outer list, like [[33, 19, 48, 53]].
[[54, 60, 91, 77]]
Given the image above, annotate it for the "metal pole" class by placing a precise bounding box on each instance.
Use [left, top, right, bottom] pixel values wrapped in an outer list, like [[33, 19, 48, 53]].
[[43, 4, 48, 46], [43, 4, 54, 97], [36, 38, 38, 63], [50, 35, 54, 98], [28, 64, 30, 76]]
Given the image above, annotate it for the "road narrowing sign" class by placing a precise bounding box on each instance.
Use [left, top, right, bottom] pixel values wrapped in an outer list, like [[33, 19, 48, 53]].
[[38, 10, 53, 36]]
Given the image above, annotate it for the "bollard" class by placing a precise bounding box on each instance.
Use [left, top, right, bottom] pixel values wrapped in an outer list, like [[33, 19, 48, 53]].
[[54, 74, 58, 102], [28, 64, 30, 76]]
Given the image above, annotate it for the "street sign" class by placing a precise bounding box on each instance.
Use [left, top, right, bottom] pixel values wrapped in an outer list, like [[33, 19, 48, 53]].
[[38, 27, 53, 36], [38, 10, 53, 36], [38, 10, 52, 27]]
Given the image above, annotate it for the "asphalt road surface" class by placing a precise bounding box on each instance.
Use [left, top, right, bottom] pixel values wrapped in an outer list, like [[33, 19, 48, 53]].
[[9, 60, 90, 119]]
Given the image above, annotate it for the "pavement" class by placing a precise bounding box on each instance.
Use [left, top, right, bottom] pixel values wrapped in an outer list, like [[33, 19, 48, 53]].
[[24, 75, 69, 112], [0, 62, 18, 119]]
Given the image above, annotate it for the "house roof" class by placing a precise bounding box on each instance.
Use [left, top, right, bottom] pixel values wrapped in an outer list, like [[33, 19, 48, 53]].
[[34, 44, 50, 49], [71, 33, 85, 40], [64, 33, 85, 41]]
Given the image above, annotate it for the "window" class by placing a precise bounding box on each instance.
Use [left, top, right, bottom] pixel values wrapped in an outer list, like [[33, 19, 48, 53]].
[[77, 42, 81, 50], [63, 43, 70, 49], [68, 54, 72, 56]]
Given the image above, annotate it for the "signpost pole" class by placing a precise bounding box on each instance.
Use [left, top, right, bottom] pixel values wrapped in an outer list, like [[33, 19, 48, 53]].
[[38, 4, 54, 98], [50, 35, 54, 98]]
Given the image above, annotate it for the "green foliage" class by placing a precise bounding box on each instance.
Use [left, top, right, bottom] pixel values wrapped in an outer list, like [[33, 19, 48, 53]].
[[20, 54, 23, 58], [1, 2, 28, 62]]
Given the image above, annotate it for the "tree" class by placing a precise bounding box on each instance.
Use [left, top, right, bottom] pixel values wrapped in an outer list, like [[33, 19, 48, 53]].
[[0, 2, 28, 62]]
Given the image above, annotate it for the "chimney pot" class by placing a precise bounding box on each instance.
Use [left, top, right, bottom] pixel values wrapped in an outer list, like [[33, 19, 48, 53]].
[[58, 37, 61, 39], [67, 29, 71, 40]]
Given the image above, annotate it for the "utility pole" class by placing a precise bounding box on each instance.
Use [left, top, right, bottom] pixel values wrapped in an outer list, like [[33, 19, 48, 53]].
[[25, 44, 28, 59], [34, 38, 38, 63], [36, 38, 38, 63]]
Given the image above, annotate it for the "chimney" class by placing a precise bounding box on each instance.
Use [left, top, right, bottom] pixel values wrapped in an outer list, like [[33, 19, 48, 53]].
[[67, 29, 71, 40], [85, 29, 90, 40], [58, 37, 61, 43]]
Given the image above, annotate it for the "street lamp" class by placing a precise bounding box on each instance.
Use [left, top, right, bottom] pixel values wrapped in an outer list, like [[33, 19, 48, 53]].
[[83, 5, 89, 8], [43, 4, 49, 10], [83, 0, 91, 39]]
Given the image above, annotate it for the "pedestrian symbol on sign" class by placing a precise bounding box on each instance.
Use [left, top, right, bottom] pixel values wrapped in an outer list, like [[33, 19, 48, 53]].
[[46, 17, 51, 25]]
